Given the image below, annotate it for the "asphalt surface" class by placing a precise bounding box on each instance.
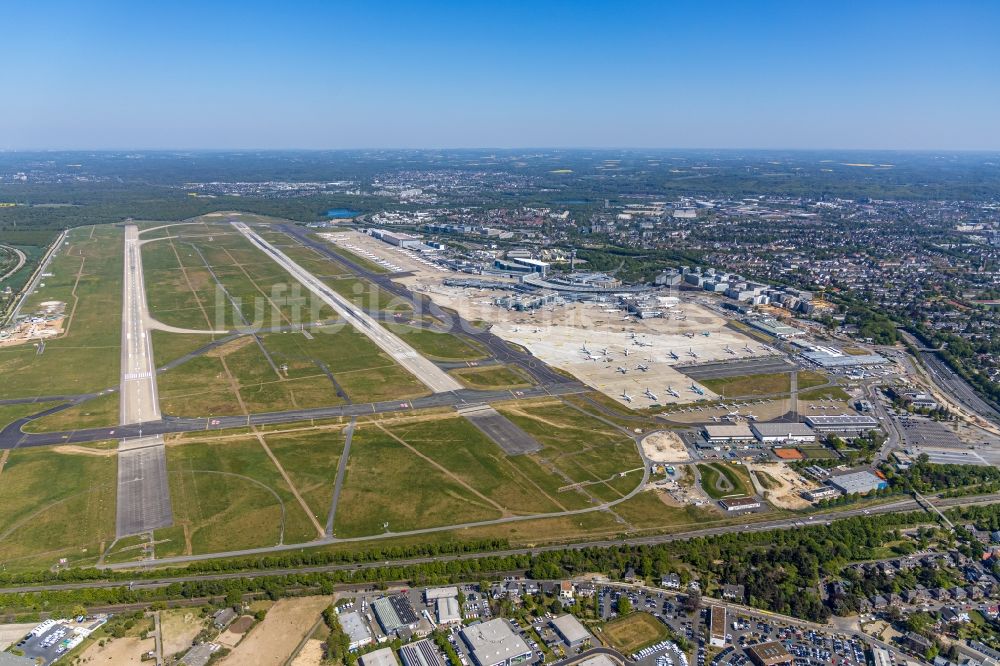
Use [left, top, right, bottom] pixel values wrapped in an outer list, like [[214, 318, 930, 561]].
[[233, 220, 463, 393], [680, 356, 797, 381], [116, 225, 172, 536], [280, 223, 570, 386], [457, 404, 542, 454], [0, 382, 587, 449]]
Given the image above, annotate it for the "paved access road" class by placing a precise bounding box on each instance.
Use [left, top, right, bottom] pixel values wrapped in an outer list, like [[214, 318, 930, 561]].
[[233, 220, 463, 393], [116, 225, 173, 537], [0, 492, 994, 590]]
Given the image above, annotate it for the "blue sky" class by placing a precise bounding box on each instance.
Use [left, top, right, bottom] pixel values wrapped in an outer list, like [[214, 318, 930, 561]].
[[2, 1, 998, 150]]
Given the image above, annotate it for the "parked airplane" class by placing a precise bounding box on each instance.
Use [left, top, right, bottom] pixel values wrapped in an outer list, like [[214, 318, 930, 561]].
[[687, 348, 699, 358], [745, 413, 758, 421], [622, 347, 630, 357], [724, 345, 736, 355], [644, 388, 658, 401], [621, 390, 632, 402], [744, 344, 755, 353], [701, 331, 711, 337], [667, 350, 680, 360], [637, 364, 649, 372], [617, 366, 628, 374], [666, 385, 679, 398], [684, 332, 695, 339], [689, 383, 705, 395]]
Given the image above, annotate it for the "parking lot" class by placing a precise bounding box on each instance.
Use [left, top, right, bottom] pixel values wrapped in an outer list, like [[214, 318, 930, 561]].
[[12, 616, 109, 666]]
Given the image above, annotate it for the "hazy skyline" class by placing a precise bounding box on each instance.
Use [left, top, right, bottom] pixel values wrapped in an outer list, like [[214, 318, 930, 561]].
[[3, 0, 999, 151]]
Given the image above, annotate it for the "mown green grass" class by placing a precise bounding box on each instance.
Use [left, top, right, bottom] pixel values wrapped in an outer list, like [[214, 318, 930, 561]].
[[24, 392, 120, 432], [498, 401, 643, 505], [265, 428, 347, 523], [451, 365, 533, 389], [385, 324, 487, 361], [332, 425, 501, 537], [0, 401, 61, 431], [0, 447, 117, 572], [698, 462, 753, 499], [166, 437, 318, 553], [391, 416, 565, 515], [0, 225, 122, 398]]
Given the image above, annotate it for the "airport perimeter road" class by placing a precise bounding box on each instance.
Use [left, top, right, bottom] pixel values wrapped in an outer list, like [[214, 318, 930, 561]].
[[116, 225, 173, 537], [232, 221, 462, 393], [0, 492, 992, 587]]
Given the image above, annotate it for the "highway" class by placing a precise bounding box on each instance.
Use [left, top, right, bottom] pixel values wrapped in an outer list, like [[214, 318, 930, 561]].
[[4, 229, 67, 324], [0, 492, 994, 591], [232, 221, 463, 393], [115, 225, 173, 537]]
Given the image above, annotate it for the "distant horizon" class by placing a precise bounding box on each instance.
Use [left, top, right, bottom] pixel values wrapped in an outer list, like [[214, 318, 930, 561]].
[[3, 147, 1000, 154]]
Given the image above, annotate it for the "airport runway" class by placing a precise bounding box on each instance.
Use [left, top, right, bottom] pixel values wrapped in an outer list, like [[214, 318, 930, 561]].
[[116, 225, 173, 537], [233, 221, 463, 394]]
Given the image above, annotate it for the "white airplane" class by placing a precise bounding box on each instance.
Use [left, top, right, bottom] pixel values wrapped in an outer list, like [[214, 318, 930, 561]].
[[533, 328, 540, 333], [744, 344, 755, 353], [666, 385, 680, 398], [637, 364, 649, 372], [668, 350, 680, 360], [602, 348, 609, 356], [623, 347, 630, 357], [580, 343, 589, 353], [684, 332, 695, 339], [644, 388, 658, 401], [617, 366, 628, 374], [621, 390, 632, 402], [745, 413, 758, 421], [687, 348, 699, 358], [724, 345, 736, 355]]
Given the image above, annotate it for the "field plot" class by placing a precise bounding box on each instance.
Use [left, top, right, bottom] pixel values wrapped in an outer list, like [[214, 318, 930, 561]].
[[23, 391, 119, 432], [497, 401, 644, 506], [142, 228, 338, 331], [163, 437, 318, 554], [160, 609, 206, 661], [0, 400, 60, 430], [266, 428, 347, 525], [391, 416, 566, 515], [384, 324, 487, 361], [332, 424, 503, 537], [0, 446, 116, 571], [218, 596, 332, 666], [451, 365, 533, 389], [598, 612, 669, 653], [0, 225, 122, 398]]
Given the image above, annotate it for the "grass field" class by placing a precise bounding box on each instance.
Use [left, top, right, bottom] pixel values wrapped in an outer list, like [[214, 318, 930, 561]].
[[451, 365, 533, 389], [0, 446, 117, 572], [332, 424, 502, 537], [164, 437, 319, 554], [498, 401, 643, 506], [0, 225, 122, 399], [598, 613, 669, 653], [798, 446, 839, 459], [799, 386, 852, 401], [384, 324, 487, 361], [0, 401, 60, 430], [698, 462, 753, 499], [388, 416, 567, 515], [24, 392, 119, 432], [265, 428, 346, 525], [701, 370, 829, 398]]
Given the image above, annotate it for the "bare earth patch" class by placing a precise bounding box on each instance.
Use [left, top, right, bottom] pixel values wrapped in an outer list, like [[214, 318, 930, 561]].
[[290, 638, 326, 666], [219, 596, 331, 666], [0, 623, 36, 650], [641, 431, 690, 463], [79, 635, 154, 665], [746, 463, 813, 509], [160, 610, 204, 659]]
